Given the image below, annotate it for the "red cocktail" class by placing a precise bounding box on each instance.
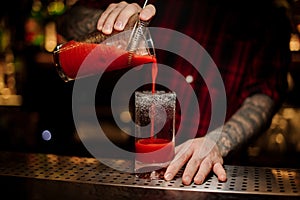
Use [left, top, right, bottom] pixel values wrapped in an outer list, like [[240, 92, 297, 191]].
[[135, 138, 175, 163]]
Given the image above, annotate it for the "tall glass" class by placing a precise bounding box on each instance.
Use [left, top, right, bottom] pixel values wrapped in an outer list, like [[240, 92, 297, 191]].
[[134, 91, 176, 177]]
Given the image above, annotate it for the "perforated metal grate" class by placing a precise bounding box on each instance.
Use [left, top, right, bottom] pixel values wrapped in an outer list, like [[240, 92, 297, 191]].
[[0, 152, 299, 197]]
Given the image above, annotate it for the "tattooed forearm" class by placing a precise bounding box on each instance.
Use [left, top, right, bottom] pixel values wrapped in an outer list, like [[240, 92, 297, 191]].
[[206, 94, 275, 157], [56, 4, 103, 41]]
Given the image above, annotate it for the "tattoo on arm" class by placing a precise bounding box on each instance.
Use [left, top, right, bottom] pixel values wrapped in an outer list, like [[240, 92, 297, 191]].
[[206, 94, 275, 157], [56, 5, 103, 40]]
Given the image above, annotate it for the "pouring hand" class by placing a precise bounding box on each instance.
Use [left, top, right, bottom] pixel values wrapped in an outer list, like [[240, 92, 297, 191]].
[[97, 1, 156, 35]]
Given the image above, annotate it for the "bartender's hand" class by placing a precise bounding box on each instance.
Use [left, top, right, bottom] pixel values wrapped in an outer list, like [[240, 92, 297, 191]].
[[97, 1, 156, 34], [164, 137, 227, 185]]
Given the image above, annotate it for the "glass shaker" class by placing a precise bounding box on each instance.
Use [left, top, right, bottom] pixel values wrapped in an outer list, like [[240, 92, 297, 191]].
[[53, 17, 156, 82]]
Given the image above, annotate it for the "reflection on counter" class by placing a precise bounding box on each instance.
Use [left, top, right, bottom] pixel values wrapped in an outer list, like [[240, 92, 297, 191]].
[[0, 151, 299, 200]]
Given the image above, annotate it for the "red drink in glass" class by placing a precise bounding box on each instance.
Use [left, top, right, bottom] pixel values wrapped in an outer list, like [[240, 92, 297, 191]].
[[135, 138, 175, 163], [134, 91, 176, 175]]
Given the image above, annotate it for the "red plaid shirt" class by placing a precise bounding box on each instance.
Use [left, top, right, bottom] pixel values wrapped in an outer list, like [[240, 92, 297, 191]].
[[76, 0, 291, 140]]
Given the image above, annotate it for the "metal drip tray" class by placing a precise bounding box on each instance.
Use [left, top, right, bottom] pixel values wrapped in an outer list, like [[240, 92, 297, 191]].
[[0, 152, 299, 199]]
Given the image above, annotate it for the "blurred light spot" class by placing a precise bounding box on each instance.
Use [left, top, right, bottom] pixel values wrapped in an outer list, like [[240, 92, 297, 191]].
[[44, 22, 57, 52], [0, 82, 4, 90], [47, 1, 65, 15], [282, 107, 295, 119], [186, 75, 194, 83], [42, 130, 52, 141], [1, 87, 11, 98], [275, 133, 284, 144], [290, 33, 300, 51], [32, 0, 42, 12], [5, 63, 15, 74], [278, 118, 287, 130], [120, 111, 131, 123]]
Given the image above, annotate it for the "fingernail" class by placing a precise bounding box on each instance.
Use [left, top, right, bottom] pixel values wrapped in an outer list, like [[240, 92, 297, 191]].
[[165, 173, 172, 181], [139, 12, 147, 20], [183, 175, 191, 184], [103, 24, 112, 33], [115, 21, 123, 30], [140, 10, 150, 21]]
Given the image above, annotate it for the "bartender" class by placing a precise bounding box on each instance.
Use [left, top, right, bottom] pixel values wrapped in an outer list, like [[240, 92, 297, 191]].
[[55, 0, 292, 185]]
